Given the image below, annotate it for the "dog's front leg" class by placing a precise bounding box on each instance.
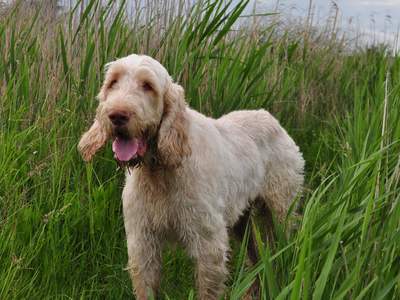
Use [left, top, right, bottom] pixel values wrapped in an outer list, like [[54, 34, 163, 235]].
[[186, 226, 229, 300], [126, 231, 162, 300]]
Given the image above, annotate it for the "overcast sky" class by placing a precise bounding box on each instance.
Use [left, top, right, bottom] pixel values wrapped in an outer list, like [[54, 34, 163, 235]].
[[8, 0, 398, 50], [253, 0, 400, 50]]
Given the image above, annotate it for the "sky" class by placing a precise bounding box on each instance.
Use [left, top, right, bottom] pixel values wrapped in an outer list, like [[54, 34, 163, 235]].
[[253, 0, 400, 50], [4, 0, 399, 50]]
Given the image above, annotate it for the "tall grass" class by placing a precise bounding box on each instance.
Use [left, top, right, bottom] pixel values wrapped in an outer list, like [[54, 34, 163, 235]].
[[0, 0, 399, 299]]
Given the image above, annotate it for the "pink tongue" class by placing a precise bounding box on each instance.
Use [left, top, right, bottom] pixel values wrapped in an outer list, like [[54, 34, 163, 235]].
[[112, 138, 139, 161]]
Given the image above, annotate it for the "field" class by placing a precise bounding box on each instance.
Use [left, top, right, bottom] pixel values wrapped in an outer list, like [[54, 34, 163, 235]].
[[0, 0, 400, 299]]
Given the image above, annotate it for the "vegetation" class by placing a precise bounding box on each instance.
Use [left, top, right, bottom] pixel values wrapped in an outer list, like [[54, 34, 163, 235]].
[[0, 0, 399, 299]]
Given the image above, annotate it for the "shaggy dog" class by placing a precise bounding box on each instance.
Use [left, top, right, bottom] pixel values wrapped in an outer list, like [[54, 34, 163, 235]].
[[78, 54, 304, 299]]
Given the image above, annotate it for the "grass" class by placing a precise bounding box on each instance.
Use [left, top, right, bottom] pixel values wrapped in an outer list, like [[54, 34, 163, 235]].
[[0, 0, 400, 299]]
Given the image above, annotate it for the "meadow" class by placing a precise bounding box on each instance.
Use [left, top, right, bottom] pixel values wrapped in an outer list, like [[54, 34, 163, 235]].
[[0, 0, 399, 299]]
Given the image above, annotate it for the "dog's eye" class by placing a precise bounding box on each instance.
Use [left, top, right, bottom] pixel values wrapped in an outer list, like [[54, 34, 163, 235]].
[[108, 79, 117, 89], [142, 82, 153, 92]]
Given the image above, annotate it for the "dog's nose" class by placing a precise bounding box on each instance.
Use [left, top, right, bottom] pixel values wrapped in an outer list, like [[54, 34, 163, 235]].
[[109, 111, 130, 126]]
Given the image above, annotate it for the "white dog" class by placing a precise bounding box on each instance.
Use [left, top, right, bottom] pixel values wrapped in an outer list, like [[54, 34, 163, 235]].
[[78, 54, 304, 299]]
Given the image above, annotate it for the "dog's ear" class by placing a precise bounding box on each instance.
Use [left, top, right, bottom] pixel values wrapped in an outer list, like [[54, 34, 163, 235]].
[[157, 82, 191, 168], [78, 120, 108, 161]]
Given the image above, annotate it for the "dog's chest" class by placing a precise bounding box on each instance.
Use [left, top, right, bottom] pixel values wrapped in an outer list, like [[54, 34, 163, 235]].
[[123, 169, 195, 232]]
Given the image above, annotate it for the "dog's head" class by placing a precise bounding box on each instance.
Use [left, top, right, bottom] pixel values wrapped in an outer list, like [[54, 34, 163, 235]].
[[78, 54, 191, 168]]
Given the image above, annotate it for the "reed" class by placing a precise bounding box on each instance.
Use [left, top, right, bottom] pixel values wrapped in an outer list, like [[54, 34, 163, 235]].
[[0, 0, 399, 298]]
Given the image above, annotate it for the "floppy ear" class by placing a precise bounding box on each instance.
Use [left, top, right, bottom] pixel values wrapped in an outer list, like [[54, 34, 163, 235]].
[[157, 82, 191, 167], [78, 120, 108, 161]]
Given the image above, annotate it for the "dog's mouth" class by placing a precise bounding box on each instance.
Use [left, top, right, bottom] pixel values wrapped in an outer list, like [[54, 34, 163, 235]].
[[112, 137, 147, 162], [112, 128, 147, 167]]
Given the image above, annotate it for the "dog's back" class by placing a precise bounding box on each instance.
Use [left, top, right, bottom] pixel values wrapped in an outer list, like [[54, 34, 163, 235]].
[[217, 109, 304, 220]]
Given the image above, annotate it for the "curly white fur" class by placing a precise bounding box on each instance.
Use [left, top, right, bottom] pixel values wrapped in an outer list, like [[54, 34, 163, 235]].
[[78, 54, 304, 300]]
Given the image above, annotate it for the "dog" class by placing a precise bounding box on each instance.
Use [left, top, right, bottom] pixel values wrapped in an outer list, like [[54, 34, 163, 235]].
[[78, 54, 304, 299]]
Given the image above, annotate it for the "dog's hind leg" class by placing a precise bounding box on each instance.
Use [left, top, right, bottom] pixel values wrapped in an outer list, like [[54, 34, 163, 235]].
[[232, 198, 276, 259], [232, 207, 258, 265], [232, 203, 271, 300]]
